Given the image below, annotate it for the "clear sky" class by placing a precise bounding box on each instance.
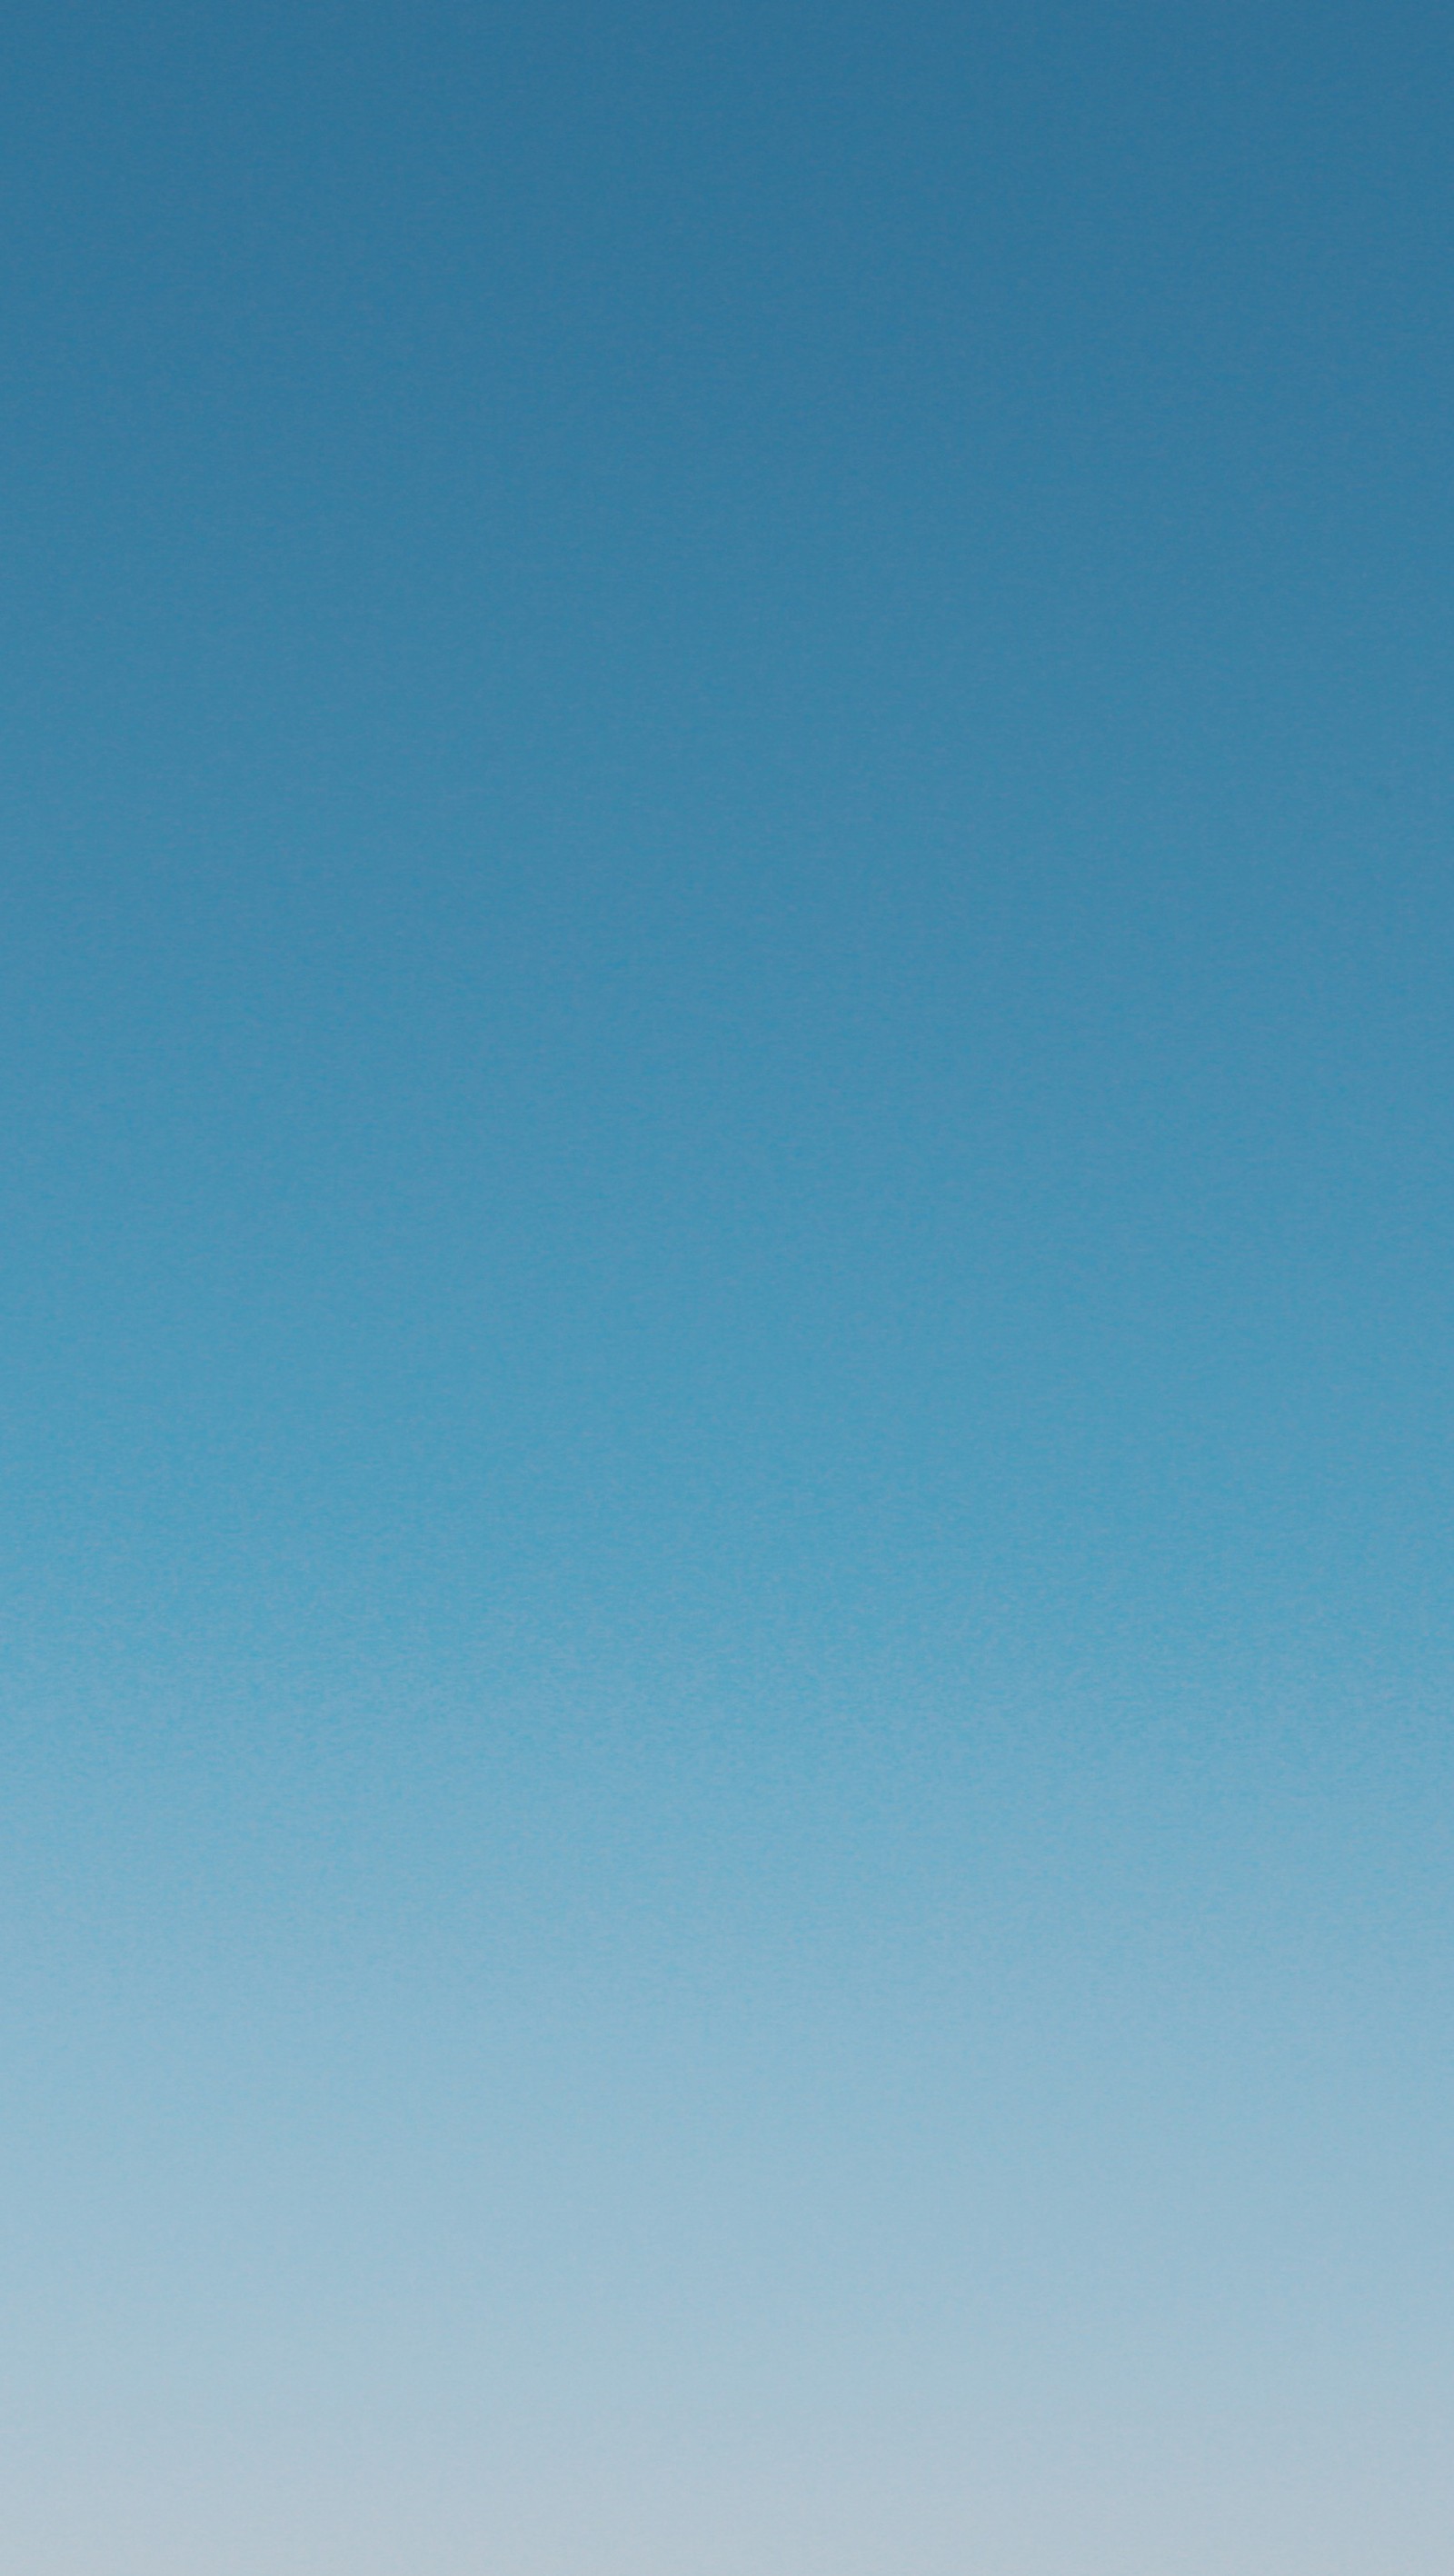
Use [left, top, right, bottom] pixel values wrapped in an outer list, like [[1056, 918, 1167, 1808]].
[[4, 3, 1452, 2569]]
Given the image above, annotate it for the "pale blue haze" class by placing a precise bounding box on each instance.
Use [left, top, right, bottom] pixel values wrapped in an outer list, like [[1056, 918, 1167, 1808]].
[[3, 1, 1453, 2568]]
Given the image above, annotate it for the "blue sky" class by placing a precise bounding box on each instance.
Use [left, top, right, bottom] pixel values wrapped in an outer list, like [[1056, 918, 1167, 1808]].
[[5, 2, 1453, 2568]]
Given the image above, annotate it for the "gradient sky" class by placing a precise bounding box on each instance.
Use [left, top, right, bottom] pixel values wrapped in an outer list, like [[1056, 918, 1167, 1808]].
[[4, 3, 1454, 2569]]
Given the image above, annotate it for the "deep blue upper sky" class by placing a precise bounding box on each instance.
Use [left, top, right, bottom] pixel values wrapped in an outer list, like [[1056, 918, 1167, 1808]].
[[5, 4, 1454, 2569]]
